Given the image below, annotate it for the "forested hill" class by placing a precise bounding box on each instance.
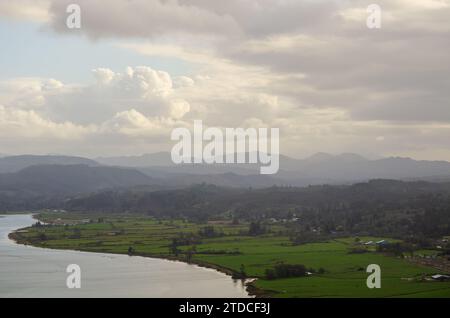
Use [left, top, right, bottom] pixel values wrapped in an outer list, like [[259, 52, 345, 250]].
[[0, 165, 156, 211], [66, 180, 450, 238]]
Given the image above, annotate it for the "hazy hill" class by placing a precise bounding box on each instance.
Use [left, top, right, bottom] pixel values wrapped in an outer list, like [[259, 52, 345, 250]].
[[0, 164, 154, 196], [0, 155, 99, 173]]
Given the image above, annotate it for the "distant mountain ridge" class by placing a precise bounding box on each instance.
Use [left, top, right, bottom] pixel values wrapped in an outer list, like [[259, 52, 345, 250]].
[[1, 153, 450, 191], [96, 152, 450, 184], [0, 155, 99, 173], [279, 154, 450, 184], [1, 152, 450, 211]]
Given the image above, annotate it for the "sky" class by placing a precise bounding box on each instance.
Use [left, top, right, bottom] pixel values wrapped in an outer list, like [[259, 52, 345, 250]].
[[0, 0, 449, 160]]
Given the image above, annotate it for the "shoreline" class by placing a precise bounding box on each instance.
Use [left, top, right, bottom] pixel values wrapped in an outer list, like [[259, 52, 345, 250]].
[[7, 215, 271, 298]]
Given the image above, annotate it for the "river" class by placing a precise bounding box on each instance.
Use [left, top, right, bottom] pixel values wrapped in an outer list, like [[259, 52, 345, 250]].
[[0, 214, 249, 298]]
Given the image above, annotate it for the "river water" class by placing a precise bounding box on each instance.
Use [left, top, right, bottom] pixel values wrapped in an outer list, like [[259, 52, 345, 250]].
[[0, 214, 249, 298]]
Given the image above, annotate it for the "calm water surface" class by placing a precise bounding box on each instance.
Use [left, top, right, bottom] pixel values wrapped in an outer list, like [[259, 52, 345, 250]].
[[0, 214, 249, 298]]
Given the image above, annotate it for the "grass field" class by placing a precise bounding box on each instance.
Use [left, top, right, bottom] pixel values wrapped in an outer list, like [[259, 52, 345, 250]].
[[11, 213, 450, 298]]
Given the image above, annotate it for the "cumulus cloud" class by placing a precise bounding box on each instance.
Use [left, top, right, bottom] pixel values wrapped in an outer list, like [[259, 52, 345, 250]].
[[100, 109, 175, 137], [0, 78, 65, 110], [0, 103, 185, 156], [0, 66, 191, 125], [0, 105, 89, 139], [0, 66, 195, 155]]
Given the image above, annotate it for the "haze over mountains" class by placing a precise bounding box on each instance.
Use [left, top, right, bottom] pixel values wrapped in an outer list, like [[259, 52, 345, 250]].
[[96, 152, 450, 185], [0, 152, 449, 196], [0, 151, 449, 212]]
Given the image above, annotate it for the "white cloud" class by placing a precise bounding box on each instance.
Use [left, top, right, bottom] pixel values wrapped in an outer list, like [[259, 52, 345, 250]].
[[173, 76, 195, 89], [0, 105, 89, 139], [100, 109, 175, 137], [169, 100, 190, 119], [0, 66, 195, 154], [0, 66, 191, 125], [92, 68, 115, 85]]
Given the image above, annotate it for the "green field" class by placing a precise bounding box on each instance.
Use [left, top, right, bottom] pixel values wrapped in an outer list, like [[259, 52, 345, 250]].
[[11, 213, 450, 298]]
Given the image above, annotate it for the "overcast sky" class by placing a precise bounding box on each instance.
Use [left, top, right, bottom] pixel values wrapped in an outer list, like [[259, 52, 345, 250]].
[[0, 0, 449, 160]]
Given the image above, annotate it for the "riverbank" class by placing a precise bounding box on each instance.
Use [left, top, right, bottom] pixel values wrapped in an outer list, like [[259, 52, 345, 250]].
[[2, 214, 251, 298], [8, 220, 267, 297]]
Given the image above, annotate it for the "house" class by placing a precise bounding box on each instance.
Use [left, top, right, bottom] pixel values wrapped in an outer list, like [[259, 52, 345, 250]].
[[364, 241, 374, 245], [431, 274, 450, 282], [376, 240, 389, 245]]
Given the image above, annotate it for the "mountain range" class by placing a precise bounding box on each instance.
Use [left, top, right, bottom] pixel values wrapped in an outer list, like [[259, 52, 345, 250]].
[[97, 152, 450, 185], [0, 153, 449, 195]]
